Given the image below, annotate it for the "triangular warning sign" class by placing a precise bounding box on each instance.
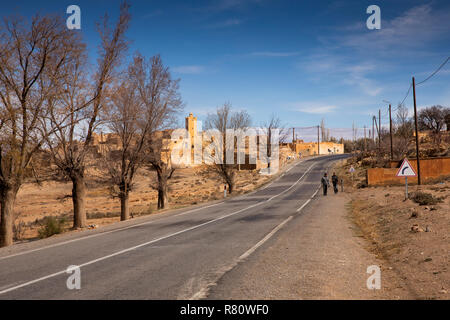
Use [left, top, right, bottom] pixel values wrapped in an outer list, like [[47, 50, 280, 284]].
[[396, 158, 417, 177]]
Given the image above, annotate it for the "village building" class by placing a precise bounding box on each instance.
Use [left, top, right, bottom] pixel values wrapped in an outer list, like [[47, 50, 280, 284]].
[[90, 113, 344, 169]]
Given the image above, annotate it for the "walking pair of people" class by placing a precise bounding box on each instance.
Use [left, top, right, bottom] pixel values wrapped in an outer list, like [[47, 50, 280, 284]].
[[321, 172, 339, 196]]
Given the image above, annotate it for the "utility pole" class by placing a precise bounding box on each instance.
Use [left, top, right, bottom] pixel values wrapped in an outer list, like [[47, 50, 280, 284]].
[[389, 104, 393, 161], [412, 77, 422, 185], [317, 125, 320, 155], [378, 109, 381, 153], [364, 125, 367, 152], [372, 117, 375, 142], [292, 128, 295, 143]]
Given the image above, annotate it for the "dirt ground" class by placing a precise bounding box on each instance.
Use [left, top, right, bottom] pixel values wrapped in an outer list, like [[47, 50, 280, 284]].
[[12, 159, 299, 241], [208, 193, 393, 299], [334, 159, 449, 300]]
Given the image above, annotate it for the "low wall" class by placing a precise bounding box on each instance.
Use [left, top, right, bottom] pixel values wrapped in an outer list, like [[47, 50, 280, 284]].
[[367, 157, 450, 185]]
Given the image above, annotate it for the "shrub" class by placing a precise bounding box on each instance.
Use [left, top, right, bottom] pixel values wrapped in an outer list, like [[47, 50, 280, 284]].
[[38, 216, 66, 239], [409, 192, 442, 206], [13, 220, 27, 241], [357, 182, 368, 189], [87, 211, 120, 219]]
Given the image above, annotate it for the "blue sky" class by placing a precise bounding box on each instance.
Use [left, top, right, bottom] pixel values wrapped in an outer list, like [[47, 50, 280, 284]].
[[3, 0, 450, 139]]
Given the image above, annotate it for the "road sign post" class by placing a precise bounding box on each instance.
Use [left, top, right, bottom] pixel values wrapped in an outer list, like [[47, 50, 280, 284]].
[[349, 166, 355, 186], [405, 177, 408, 200], [396, 158, 417, 200]]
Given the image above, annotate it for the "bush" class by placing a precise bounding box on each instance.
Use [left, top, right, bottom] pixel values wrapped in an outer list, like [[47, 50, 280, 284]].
[[357, 182, 368, 189], [13, 220, 27, 241], [409, 192, 442, 206], [87, 211, 120, 219], [38, 216, 66, 239]]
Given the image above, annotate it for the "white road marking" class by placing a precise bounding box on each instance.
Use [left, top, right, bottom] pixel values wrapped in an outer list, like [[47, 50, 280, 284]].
[[312, 187, 320, 198], [296, 199, 311, 212], [0, 161, 317, 295], [0, 158, 310, 261], [239, 216, 293, 261], [266, 163, 315, 202], [0, 201, 225, 261], [190, 177, 323, 300], [296, 186, 320, 212]]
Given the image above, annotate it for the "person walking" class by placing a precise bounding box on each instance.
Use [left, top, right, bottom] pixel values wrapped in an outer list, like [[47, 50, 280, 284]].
[[321, 173, 330, 196], [332, 172, 339, 194]]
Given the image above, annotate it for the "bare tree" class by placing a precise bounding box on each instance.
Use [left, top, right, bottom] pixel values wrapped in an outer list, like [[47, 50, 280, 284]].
[[147, 133, 175, 210], [394, 104, 413, 158], [320, 118, 330, 142], [0, 15, 83, 246], [42, 2, 130, 229], [130, 54, 183, 210], [102, 72, 148, 221], [205, 103, 251, 193], [231, 108, 251, 171], [418, 105, 449, 144], [259, 114, 286, 174]]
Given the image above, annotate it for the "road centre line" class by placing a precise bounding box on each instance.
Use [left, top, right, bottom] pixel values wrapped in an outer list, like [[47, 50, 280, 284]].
[[0, 201, 224, 261], [0, 163, 317, 295], [0, 157, 311, 261]]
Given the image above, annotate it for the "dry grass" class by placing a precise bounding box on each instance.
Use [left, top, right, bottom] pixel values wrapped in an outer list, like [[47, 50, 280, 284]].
[[12, 158, 295, 241], [336, 159, 450, 299]]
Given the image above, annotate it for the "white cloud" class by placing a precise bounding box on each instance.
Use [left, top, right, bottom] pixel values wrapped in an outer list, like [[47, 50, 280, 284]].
[[250, 51, 300, 57], [297, 55, 384, 97], [172, 65, 206, 74], [203, 0, 263, 12], [291, 102, 338, 114], [208, 18, 243, 28], [335, 4, 450, 53]]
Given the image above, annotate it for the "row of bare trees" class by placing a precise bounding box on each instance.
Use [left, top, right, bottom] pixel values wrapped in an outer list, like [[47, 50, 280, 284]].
[[0, 3, 183, 247], [103, 53, 182, 219], [0, 10, 108, 247], [0, 3, 288, 248], [204, 104, 285, 193], [204, 103, 251, 193]]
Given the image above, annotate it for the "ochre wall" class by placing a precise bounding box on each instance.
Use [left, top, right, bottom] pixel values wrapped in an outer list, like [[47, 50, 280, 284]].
[[367, 157, 450, 185], [291, 142, 344, 156]]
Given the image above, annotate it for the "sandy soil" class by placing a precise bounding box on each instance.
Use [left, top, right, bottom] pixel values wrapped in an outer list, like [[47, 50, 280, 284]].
[[12, 159, 298, 241], [335, 158, 449, 300], [208, 160, 448, 300], [208, 193, 396, 299]]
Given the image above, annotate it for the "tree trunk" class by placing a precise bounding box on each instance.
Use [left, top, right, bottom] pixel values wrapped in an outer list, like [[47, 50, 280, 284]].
[[120, 192, 130, 221], [155, 164, 170, 210], [0, 186, 17, 247], [157, 184, 168, 209], [71, 174, 87, 229], [227, 181, 234, 194]]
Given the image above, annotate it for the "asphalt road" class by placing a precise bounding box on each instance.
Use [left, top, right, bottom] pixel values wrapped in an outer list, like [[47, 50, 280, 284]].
[[0, 154, 348, 299]]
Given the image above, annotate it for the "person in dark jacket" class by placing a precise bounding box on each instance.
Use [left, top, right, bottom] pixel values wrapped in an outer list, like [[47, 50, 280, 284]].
[[321, 173, 330, 196], [332, 172, 339, 194]]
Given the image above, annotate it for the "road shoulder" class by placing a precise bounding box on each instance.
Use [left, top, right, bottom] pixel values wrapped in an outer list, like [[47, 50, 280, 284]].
[[207, 192, 403, 299]]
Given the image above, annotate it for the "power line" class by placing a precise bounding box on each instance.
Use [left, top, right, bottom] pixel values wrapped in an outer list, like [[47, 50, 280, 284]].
[[392, 55, 449, 110], [416, 56, 450, 85], [399, 83, 412, 107]]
